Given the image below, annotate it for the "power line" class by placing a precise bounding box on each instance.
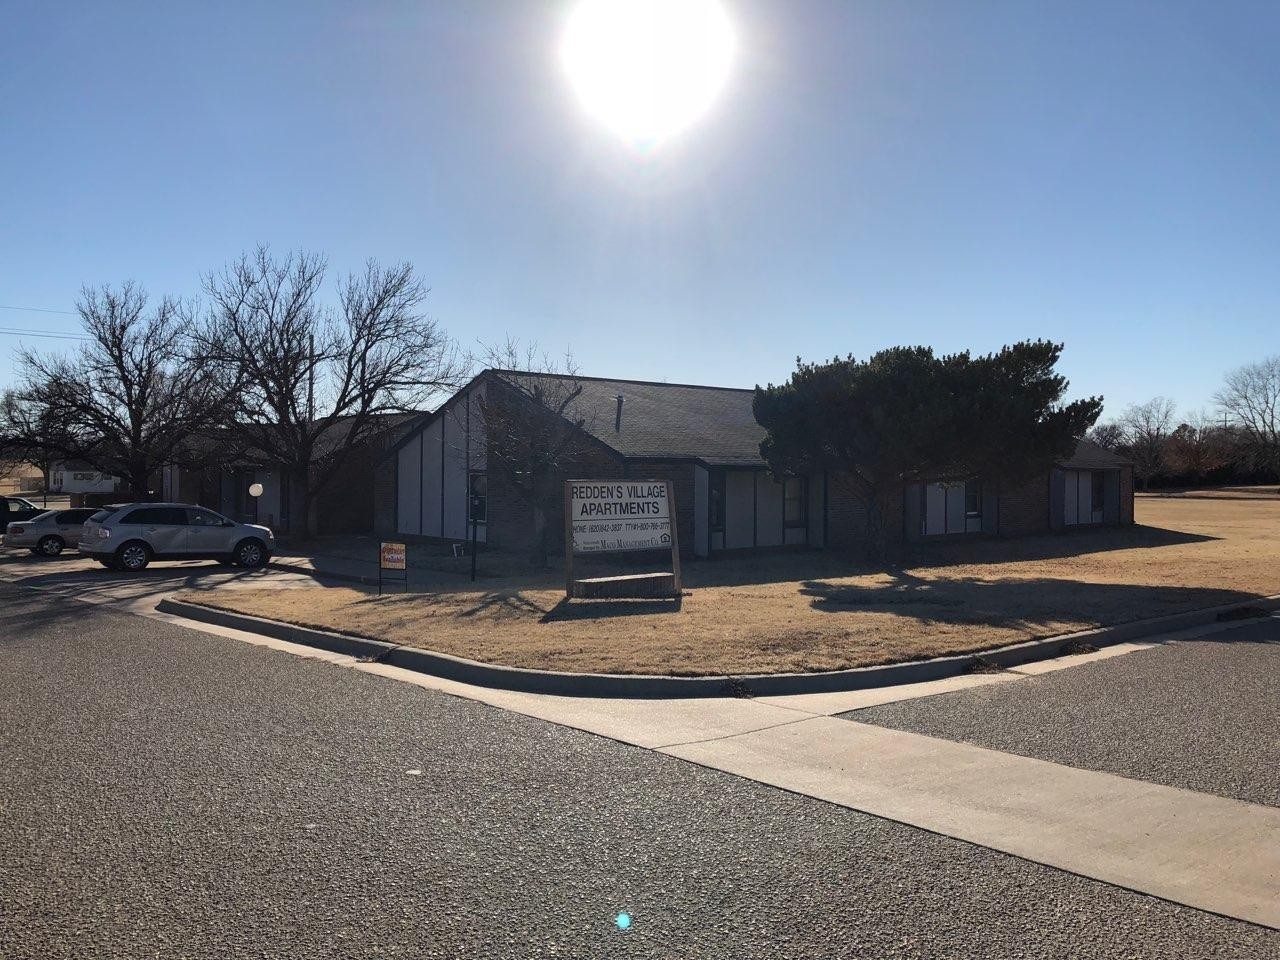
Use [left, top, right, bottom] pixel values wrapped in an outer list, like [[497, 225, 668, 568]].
[[0, 304, 78, 316], [0, 327, 88, 341]]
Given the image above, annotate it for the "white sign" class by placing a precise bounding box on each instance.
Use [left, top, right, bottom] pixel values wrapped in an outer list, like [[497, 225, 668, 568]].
[[570, 480, 672, 554]]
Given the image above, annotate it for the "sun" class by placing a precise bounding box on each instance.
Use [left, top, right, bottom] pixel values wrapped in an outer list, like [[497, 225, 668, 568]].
[[561, 0, 736, 147]]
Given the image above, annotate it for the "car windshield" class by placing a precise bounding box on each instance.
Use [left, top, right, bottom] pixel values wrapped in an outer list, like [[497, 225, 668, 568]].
[[28, 511, 56, 522], [87, 510, 114, 523]]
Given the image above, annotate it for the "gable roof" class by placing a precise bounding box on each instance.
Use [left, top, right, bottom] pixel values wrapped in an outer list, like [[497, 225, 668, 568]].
[[396, 369, 1130, 474], [498, 371, 767, 466], [1059, 436, 1133, 469]]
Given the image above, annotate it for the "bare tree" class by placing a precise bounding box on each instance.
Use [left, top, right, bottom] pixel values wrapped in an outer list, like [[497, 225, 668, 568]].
[[1087, 421, 1126, 451], [1, 283, 229, 499], [472, 340, 594, 565], [1119, 397, 1176, 489], [1165, 411, 1230, 482], [1216, 356, 1280, 481], [198, 248, 463, 537]]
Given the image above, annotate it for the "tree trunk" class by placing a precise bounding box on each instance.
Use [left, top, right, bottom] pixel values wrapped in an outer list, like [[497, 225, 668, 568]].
[[127, 459, 151, 501], [861, 488, 891, 561], [294, 469, 317, 540]]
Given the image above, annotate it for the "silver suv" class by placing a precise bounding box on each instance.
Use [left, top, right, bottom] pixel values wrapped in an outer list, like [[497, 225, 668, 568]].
[[79, 503, 275, 572]]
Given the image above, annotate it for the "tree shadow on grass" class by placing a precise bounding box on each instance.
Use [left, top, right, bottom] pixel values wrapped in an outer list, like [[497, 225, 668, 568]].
[[683, 524, 1220, 591], [540, 595, 684, 623], [798, 572, 1262, 634], [348, 588, 551, 621]]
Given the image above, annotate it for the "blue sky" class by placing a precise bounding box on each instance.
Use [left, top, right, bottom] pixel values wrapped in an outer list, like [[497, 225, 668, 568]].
[[2, 1, 1277, 420]]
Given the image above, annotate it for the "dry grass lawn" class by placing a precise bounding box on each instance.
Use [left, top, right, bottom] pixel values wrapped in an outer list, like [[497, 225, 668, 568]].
[[182, 495, 1280, 676]]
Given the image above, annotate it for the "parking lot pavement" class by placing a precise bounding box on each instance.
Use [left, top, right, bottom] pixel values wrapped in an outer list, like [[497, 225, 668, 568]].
[[0, 549, 321, 615], [4, 583, 1278, 960], [849, 618, 1280, 808]]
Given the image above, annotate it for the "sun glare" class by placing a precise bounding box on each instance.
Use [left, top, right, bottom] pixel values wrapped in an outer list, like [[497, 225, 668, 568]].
[[561, 0, 736, 147]]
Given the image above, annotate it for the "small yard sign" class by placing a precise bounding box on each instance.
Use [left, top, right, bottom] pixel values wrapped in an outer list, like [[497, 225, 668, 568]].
[[379, 541, 408, 596], [563, 480, 682, 599], [380, 542, 407, 570]]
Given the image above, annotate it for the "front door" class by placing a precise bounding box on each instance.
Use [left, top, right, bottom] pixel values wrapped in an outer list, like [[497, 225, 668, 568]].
[[132, 506, 189, 555], [186, 508, 235, 555]]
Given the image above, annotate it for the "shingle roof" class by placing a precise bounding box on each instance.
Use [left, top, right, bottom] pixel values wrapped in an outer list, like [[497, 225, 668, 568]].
[[427, 370, 1131, 473], [495, 371, 768, 466], [1059, 436, 1133, 469]]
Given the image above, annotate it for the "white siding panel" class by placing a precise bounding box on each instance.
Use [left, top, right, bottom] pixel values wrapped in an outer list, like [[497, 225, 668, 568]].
[[396, 436, 422, 535], [420, 419, 443, 536], [693, 465, 709, 557], [756, 475, 785, 547], [1064, 470, 1079, 525], [945, 484, 966, 534], [925, 483, 946, 535], [441, 405, 469, 540]]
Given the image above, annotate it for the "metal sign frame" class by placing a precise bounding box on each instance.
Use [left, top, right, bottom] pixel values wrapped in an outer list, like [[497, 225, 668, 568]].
[[378, 541, 409, 596]]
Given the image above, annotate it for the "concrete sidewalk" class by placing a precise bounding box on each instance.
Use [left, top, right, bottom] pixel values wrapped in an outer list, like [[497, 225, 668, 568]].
[[664, 717, 1280, 930]]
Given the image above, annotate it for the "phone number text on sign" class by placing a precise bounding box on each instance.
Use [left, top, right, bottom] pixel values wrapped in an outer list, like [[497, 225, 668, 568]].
[[570, 481, 672, 554]]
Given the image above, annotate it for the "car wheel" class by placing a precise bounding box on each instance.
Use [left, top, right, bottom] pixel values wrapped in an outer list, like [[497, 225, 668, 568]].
[[233, 538, 267, 568], [37, 535, 64, 557], [116, 541, 151, 572]]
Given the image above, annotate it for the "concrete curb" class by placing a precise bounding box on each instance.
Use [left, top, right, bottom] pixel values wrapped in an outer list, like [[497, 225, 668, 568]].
[[157, 594, 1280, 699]]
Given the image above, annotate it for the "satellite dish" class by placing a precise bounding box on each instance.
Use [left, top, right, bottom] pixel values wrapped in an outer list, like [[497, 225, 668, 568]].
[[248, 482, 264, 498]]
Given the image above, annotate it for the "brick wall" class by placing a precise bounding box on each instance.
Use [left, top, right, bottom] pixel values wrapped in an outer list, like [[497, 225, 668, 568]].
[[372, 457, 395, 535], [624, 461, 697, 557], [484, 452, 699, 559], [485, 441, 625, 556], [996, 472, 1051, 536], [824, 473, 905, 550]]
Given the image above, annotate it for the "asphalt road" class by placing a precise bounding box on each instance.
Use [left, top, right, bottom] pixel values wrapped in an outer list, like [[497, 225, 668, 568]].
[[2, 584, 1277, 959], [851, 621, 1280, 808]]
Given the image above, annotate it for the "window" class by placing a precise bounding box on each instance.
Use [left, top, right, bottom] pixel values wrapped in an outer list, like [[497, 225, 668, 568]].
[[1091, 471, 1105, 511], [122, 507, 187, 525], [784, 476, 807, 528], [56, 509, 96, 524], [708, 471, 726, 532], [964, 479, 983, 518], [187, 508, 229, 527], [468, 473, 487, 524]]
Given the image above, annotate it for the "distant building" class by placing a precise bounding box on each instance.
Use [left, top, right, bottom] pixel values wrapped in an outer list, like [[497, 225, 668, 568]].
[[379, 370, 1134, 556], [162, 415, 420, 536], [0, 460, 46, 496], [50, 463, 120, 495]]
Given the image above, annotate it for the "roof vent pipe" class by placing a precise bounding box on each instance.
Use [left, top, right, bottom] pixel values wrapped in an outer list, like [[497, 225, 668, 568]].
[[614, 394, 625, 432]]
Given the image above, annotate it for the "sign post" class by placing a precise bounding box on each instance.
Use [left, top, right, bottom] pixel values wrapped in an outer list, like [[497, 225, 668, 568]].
[[564, 480, 682, 600], [378, 541, 408, 596]]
